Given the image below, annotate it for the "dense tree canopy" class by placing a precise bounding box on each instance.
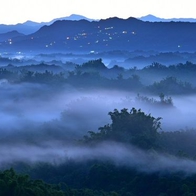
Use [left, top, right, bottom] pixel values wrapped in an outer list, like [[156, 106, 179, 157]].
[[84, 108, 162, 149]]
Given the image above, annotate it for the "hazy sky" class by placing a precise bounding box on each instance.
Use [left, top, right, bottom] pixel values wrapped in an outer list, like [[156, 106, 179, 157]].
[[1, 0, 196, 24]]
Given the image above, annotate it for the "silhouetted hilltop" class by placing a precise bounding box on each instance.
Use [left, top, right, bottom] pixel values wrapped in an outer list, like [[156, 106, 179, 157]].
[[140, 14, 196, 22], [0, 23, 44, 35], [1, 17, 196, 52], [49, 14, 95, 23], [0, 14, 94, 35], [0, 30, 24, 42]]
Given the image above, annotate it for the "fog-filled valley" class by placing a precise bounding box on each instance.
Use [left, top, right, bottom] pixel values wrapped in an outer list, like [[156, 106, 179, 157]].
[[2, 15, 196, 194], [0, 50, 196, 195]]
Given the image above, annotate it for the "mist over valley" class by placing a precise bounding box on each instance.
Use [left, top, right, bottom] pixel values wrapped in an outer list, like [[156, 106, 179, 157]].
[[1, 15, 196, 195]]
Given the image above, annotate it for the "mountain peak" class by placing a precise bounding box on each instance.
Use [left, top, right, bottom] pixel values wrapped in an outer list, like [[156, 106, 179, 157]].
[[49, 14, 95, 23], [67, 14, 92, 20], [22, 20, 40, 26], [139, 14, 196, 23], [139, 14, 164, 22]]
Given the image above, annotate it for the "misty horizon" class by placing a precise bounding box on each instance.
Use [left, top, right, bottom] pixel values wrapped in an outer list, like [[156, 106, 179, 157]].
[[1, 5, 196, 194], [2, 13, 196, 25]]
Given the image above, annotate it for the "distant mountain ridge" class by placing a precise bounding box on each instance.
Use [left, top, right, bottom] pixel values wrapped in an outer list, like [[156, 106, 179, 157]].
[[1, 16, 196, 53], [1, 14, 196, 35], [0, 30, 24, 42], [139, 14, 196, 22], [0, 14, 95, 35]]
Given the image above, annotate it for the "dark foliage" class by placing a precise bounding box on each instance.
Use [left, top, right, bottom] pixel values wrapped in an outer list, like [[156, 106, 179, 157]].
[[147, 76, 195, 94], [0, 168, 64, 196], [0, 59, 196, 95], [135, 93, 173, 107], [84, 108, 161, 149]]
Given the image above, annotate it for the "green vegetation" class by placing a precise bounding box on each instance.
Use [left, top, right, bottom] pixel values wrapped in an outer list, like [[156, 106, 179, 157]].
[[0, 168, 64, 196], [135, 93, 173, 107], [84, 108, 161, 149], [147, 76, 194, 94], [1, 59, 196, 94], [1, 108, 196, 195], [1, 59, 196, 195]]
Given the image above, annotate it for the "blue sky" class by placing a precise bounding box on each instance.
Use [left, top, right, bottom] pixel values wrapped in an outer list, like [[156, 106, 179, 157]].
[[1, 0, 195, 24]]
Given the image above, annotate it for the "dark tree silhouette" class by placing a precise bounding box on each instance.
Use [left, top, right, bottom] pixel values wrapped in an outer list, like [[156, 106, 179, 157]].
[[84, 108, 162, 149]]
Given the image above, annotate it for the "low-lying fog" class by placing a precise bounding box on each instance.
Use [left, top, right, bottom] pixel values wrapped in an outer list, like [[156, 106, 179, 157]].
[[2, 142, 196, 175], [1, 81, 196, 173]]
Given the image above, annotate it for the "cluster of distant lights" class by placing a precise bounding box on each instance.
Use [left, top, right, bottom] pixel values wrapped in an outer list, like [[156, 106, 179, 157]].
[[45, 41, 56, 48], [8, 39, 12, 45], [43, 26, 139, 48], [3, 25, 182, 50]]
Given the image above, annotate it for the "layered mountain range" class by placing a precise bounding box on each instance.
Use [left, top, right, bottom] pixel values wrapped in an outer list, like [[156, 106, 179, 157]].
[[139, 14, 196, 23], [1, 15, 196, 53], [0, 14, 94, 35]]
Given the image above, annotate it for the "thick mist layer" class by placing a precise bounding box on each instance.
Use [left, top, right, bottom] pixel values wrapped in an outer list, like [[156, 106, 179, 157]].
[[1, 82, 196, 131], [1, 80, 196, 173], [1, 82, 196, 137], [1, 142, 196, 175]]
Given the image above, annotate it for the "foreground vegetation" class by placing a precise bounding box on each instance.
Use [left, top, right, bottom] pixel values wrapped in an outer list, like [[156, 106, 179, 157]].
[[1, 59, 196, 195], [1, 107, 196, 195]]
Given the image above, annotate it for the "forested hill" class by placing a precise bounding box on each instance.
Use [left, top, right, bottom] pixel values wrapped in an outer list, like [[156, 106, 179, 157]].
[[1, 17, 196, 52]]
